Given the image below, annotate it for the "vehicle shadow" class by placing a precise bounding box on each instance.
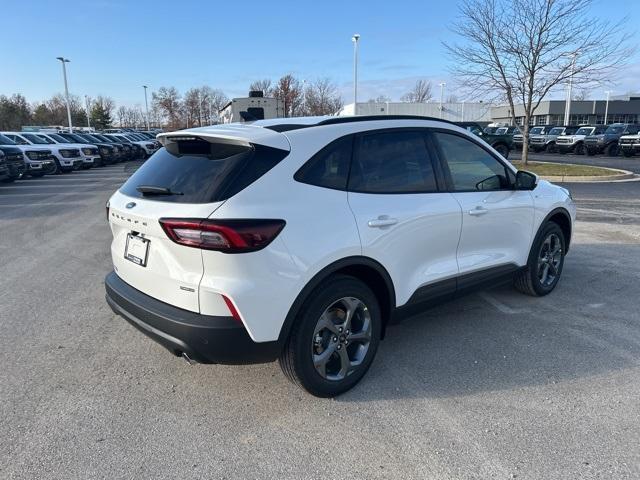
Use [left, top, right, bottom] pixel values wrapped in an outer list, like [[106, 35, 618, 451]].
[[337, 241, 640, 402]]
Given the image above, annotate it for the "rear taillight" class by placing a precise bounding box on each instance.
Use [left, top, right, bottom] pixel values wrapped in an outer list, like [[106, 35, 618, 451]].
[[159, 218, 285, 253]]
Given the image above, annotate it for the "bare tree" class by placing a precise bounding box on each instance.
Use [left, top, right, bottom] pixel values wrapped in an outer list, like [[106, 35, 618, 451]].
[[400, 79, 433, 103], [272, 74, 303, 117], [445, 0, 629, 163], [303, 78, 343, 115], [152, 87, 182, 130], [183, 88, 202, 127], [249, 79, 273, 96]]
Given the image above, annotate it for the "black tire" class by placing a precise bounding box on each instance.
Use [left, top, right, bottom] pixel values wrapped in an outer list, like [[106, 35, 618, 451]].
[[623, 150, 633, 158], [586, 148, 596, 156], [606, 143, 619, 157], [2, 176, 15, 183], [279, 274, 382, 397], [574, 143, 585, 155], [514, 222, 566, 297], [546, 143, 556, 154], [493, 143, 509, 158]]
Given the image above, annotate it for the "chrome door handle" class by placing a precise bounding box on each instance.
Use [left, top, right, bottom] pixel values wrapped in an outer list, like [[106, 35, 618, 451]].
[[468, 207, 489, 216], [368, 217, 398, 228]]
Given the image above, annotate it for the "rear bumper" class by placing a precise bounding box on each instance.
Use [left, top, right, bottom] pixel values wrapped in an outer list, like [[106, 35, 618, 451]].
[[104, 271, 281, 364]]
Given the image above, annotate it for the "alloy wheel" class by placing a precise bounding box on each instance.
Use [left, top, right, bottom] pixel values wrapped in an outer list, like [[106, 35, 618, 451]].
[[537, 233, 562, 287], [311, 297, 372, 381]]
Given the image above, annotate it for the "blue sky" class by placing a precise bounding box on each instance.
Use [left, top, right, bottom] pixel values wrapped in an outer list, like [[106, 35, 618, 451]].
[[1, 0, 638, 109]]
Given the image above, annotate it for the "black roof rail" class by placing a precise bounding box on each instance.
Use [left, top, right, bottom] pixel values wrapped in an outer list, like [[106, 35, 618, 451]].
[[316, 115, 459, 127], [263, 115, 460, 134]]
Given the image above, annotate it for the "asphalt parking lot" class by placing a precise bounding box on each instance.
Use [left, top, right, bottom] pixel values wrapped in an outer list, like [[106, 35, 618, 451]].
[[1, 162, 639, 479]]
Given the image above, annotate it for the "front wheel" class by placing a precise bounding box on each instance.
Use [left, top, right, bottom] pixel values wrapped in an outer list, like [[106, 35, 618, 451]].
[[574, 143, 585, 155], [514, 222, 566, 297], [279, 275, 381, 397], [606, 144, 619, 157], [493, 143, 509, 158]]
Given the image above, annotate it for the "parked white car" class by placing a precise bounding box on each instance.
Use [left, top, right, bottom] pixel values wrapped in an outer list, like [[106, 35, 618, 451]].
[[30, 132, 103, 167], [122, 132, 160, 157], [2, 132, 84, 172], [0, 133, 56, 177], [105, 115, 576, 397]]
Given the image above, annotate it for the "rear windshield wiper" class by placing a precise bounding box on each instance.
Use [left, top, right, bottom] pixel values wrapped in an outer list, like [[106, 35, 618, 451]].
[[136, 185, 183, 196]]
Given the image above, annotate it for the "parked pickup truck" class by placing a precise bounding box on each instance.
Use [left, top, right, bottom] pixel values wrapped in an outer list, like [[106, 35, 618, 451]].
[[0, 141, 27, 181], [455, 122, 513, 158], [584, 123, 640, 156], [529, 125, 579, 153], [513, 125, 554, 151], [619, 131, 640, 157], [556, 125, 607, 155]]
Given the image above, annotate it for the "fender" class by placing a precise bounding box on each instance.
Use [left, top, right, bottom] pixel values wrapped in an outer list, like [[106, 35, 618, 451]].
[[276, 256, 396, 346], [532, 207, 572, 255]]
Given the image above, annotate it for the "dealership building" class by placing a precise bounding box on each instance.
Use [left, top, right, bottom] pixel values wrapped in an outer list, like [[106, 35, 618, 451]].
[[339, 101, 493, 122], [490, 94, 640, 126]]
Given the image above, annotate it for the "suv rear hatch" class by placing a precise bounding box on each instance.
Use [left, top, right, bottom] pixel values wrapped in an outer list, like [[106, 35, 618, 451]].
[[108, 126, 290, 312]]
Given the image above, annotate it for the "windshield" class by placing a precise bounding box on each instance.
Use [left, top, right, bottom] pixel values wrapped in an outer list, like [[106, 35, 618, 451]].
[[35, 134, 56, 144], [483, 127, 497, 134], [47, 133, 67, 143], [22, 133, 50, 144], [549, 128, 564, 135], [0, 134, 17, 146], [495, 128, 507, 134], [576, 127, 594, 135], [605, 125, 624, 134], [530, 127, 544, 134], [81, 134, 102, 143]]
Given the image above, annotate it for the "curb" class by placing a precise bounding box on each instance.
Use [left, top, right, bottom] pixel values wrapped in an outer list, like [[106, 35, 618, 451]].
[[520, 161, 635, 183]]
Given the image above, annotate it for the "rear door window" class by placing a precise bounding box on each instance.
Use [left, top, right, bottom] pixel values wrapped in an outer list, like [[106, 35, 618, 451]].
[[348, 130, 438, 193], [120, 138, 288, 203]]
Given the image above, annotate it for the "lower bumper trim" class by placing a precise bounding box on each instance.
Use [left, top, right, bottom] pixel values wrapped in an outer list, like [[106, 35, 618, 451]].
[[104, 271, 281, 364]]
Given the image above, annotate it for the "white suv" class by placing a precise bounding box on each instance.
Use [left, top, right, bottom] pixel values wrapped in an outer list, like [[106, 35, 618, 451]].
[[105, 116, 576, 397]]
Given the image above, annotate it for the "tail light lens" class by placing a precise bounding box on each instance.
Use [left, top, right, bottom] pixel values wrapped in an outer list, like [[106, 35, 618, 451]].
[[159, 218, 285, 253]]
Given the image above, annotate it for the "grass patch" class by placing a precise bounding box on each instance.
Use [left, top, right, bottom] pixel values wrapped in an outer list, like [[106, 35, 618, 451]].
[[511, 161, 617, 177]]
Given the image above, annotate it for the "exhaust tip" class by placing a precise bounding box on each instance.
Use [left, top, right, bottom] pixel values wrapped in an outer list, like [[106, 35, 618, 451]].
[[180, 351, 196, 365]]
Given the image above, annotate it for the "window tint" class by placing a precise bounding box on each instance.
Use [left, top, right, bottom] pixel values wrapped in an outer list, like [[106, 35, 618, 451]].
[[434, 132, 512, 192], [120, 141, 288, 203], [349, 130, 437, 193], [294, 135, 352, 190]]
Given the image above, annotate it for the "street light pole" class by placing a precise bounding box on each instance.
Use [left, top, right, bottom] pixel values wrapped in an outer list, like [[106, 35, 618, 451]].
[[143, 85, 150, 131], [564, 52, 578, 125], [84, 95, 91, 129], [439, 82, 446, 119], [56, 57, 73, 132], [604, 90, 611, 125], [352, 34, 360, 115]]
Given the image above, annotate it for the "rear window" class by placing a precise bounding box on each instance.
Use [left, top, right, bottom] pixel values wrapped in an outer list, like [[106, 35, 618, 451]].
[[119, 139, 288, 203]]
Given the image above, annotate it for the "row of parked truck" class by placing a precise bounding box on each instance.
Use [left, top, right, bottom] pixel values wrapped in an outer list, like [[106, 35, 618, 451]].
[[458, 122, 640, 158], [512, 123, 640, 157], [0, 129, 160, 182]]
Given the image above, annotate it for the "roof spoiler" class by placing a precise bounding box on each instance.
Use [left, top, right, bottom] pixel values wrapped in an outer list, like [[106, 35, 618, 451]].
[[158, 124, 290, 151]]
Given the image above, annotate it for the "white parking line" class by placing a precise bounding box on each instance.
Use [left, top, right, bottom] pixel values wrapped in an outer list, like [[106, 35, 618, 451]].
[[0, 192, 99, 197]]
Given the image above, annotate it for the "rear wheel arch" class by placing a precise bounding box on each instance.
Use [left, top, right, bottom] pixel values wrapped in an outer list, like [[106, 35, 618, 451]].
[[277, 257, 395, 346]]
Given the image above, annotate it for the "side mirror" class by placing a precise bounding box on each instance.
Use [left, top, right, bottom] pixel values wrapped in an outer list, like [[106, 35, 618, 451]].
[[515, 170, 537, 190]]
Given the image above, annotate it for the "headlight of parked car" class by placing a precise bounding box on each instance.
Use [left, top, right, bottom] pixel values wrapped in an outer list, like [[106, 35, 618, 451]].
[[25, 151, 39, 160], [145, 143, 155, 149], [81, 148, 93, 155], [59, 149, 76, 158]]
